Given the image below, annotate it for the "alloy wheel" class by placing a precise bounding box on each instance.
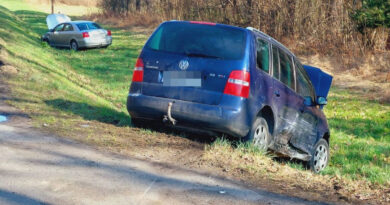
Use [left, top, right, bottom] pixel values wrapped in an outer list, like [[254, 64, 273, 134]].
[[313, 144, 328, 172]]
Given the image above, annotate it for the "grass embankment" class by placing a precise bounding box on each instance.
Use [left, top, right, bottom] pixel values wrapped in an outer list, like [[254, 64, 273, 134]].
[[0, 1, 389, 202]]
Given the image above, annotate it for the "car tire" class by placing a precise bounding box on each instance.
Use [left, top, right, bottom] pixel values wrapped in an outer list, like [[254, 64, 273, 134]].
[[70, 40, 78, 51], [309, 138, 329, 173], [243, 117, 271, 151]]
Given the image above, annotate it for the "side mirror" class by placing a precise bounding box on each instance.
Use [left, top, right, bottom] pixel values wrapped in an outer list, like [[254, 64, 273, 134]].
[[303, 96, 313, 106], [317, 96, 327, 105]]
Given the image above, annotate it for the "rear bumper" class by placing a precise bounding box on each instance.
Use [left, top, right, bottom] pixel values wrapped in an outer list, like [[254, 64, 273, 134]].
[[127, 94, 250, 137], [79, 37, 112, 48]]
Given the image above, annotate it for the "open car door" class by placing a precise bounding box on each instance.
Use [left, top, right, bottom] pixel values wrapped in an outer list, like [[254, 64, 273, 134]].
[[303, 65, 333, 108]]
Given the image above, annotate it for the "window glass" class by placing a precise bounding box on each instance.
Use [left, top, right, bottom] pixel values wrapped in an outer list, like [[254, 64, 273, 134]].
[[77, 23, 102, 31], [63, 24, 73, 31], [272, 46, 279, 79], [279, 50, 295, 89], [295, 60, 315, 100], [145, 22, 246, 60], [54, 24, 64, 32], [256, 38, 270, 73]]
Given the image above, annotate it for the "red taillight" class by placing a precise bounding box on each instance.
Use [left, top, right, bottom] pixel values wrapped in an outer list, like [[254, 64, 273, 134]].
[[107, 30, 112, 36], [223, 70, 250, 98], [132, 58, 144, 82], [189, 21, 216, 26], [82, 32, 89, 38]]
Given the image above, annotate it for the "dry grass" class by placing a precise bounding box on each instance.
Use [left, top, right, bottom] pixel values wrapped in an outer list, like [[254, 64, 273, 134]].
[[27, 0, 98, 7], [300, 53, 390, 103], [203, 140, 390, 204], [87, 12, 159, 29]]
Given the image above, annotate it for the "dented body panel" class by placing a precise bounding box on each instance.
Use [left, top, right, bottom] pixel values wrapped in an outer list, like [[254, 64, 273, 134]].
[[127, 21, 331, 161]]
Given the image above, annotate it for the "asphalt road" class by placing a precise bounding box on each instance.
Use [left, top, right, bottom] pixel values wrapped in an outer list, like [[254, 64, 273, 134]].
[[0, 101, 329, 205]]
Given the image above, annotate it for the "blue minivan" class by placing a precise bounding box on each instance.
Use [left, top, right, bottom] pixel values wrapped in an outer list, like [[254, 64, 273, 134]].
[[127, 21, 332, 173]]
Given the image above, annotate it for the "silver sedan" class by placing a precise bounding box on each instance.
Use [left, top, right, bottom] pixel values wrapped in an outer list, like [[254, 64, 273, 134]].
[[42, 21, 112, 50]]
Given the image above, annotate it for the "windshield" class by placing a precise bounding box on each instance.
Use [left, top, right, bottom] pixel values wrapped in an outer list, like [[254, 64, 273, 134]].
[[145, 22, 246, 60], [76, 23, 101, 31]]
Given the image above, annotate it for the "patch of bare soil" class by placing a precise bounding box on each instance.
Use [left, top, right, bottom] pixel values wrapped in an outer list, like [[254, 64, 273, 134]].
[[34, 116, 389, 204]]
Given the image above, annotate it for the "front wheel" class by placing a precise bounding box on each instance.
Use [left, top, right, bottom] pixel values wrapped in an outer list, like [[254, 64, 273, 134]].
[[243, 117, 271, 151], [309, 139, 329, 173]]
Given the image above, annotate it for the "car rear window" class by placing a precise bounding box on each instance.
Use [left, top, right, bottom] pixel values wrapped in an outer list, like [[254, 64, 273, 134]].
[[145, 22, 246, 60], [76, 23, 101, 31]]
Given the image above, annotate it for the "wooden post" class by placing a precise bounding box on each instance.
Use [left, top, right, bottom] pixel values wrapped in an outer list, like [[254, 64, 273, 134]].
[[51, 0, 54, 14]]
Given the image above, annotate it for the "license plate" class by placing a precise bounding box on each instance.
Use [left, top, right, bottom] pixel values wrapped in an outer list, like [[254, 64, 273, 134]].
[[163, 71, 201, 87]]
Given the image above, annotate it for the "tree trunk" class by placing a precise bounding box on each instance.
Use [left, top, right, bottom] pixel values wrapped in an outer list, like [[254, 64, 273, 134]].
[[51, 0, 54, 14], [386, 33, 390, 50], [136, 0, 141, 12]]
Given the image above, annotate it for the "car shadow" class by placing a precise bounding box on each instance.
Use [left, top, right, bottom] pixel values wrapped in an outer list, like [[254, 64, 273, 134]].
[[44, 98, 220, 143], [44, 99, 130, 126], [0, 189, 49, 205]]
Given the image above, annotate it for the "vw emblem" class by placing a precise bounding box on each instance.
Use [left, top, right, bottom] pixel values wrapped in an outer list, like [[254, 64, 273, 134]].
[[179, 59, 189, 70]]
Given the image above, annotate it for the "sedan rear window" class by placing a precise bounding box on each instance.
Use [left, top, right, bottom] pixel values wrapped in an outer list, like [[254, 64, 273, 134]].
[[76, 23, 101, 31], [145, 22, 246, 60]]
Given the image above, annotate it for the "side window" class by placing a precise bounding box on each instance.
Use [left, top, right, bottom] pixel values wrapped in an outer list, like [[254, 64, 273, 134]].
[[256, 38, 270, 73], [272, 45, 279, 79], [63, 24, 74, 31], [295, 60, 315, 100], [54, 24, 64, 32], [279, 50, 295, 90]]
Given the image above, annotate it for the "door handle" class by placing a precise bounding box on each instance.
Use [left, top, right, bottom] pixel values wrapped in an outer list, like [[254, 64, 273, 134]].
[[274, 90, 280, 97]]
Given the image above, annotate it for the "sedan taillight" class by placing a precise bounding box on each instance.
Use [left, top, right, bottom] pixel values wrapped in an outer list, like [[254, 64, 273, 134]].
[[107, 30, 112, 36], [82, 32, 89, 38]]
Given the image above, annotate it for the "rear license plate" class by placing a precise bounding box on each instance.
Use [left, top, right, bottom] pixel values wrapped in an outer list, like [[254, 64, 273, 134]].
[[163, 71, 201, 87]]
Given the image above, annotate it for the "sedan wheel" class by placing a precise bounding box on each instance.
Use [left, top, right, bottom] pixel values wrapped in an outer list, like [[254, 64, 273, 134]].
[[309, 139, 329, 173], [71, 41, 78, 51]]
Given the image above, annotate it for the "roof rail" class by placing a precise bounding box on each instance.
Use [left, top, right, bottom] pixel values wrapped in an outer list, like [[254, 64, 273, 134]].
[[246, 27, 295, 57], [246, 27, 272, 40]]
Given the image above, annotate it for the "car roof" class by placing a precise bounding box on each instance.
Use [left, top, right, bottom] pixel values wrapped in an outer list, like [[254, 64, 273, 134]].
[[247, 27, 296, 58], [166, 20, 249, 32], [70, 20, 94, 24]]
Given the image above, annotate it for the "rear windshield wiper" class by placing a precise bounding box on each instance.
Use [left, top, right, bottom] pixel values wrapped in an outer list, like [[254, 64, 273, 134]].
[[184, 52, 222, 59]]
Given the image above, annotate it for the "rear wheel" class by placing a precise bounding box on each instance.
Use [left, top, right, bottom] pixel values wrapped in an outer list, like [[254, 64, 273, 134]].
[[70, 40, 78, 51], [309, 139, 329, 173], [243, 117, 270, 151]]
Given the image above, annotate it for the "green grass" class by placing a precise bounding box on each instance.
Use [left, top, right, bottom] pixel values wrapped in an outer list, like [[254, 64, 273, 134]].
[[0, 2, 389, 186], [323, 88, 390, 184]]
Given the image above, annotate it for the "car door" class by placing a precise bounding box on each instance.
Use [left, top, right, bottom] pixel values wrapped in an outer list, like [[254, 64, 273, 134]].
[[60, 23, 73, 47], [289, 60, 319, 153], [250, 36, 273, 114], [270, 46, 302, 147], [52, 24, 65, 46]]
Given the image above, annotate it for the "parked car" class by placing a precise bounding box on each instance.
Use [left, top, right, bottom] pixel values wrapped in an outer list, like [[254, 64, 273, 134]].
[[42, 14, 112, 50], [126, 21, 333, 173]]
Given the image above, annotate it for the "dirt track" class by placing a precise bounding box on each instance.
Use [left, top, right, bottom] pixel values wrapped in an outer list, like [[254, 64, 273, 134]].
[[0, 99, 333, 205]]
